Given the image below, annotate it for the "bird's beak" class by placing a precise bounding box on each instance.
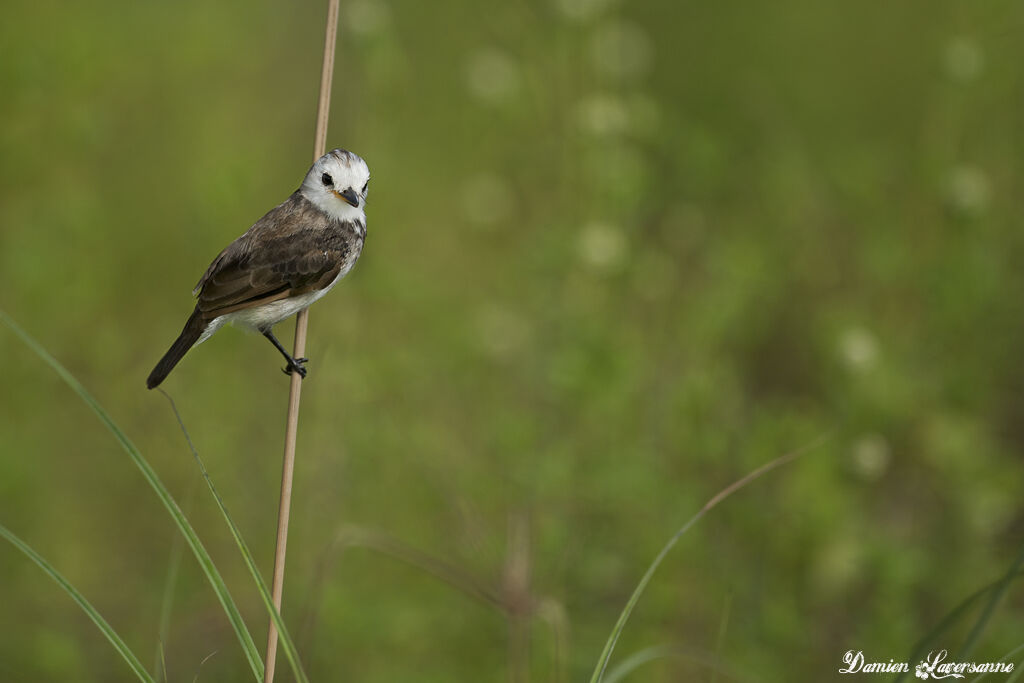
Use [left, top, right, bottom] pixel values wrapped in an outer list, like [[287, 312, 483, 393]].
[[334, 188, 359, 207]]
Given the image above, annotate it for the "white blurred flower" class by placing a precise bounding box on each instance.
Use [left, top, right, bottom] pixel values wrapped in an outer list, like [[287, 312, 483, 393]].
[[944, 36, 984, 83], [577, 94, 629, 136], [466, 49, 520, 104], [591, 21, 653, 80], [476, 306, 531, 359], [839, 326, 878, 370], [554, 0, 618, 23], [345, 0, 390, 36], [578, 222, 626, 271], [851, 434, 890, 481], [461, 173, 514, 226], [947, 165, 991, 215]]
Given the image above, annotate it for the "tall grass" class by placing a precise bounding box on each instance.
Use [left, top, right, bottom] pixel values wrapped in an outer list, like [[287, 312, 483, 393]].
[[159, 389, 309, 683], [0, 523, 154, 683], [0, 311, 306, 682], [9, 302, 1014, 680], [587, 442, 817, 683], [894, 564, 1024, 683]]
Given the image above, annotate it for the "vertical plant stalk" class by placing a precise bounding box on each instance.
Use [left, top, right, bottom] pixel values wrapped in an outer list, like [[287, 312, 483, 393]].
[[504, 514, 531, 683], [264, 1, 340, 681]]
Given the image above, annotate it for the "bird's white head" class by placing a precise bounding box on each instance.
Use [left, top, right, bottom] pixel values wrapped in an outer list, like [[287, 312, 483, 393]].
[[300, 149, 370, 223]]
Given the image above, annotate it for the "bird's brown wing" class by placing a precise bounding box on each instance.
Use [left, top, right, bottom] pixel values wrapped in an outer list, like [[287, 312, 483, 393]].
[[192, 195, 347, 319], [195, 238, 342, 318]]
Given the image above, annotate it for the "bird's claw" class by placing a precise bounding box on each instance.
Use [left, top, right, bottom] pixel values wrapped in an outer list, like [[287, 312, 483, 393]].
[[282, 357, 309, 378]]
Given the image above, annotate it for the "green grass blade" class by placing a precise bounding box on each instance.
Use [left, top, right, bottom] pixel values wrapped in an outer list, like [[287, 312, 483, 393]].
[[603, 645, 746, 683], [336, 526, 504, 609], [893, 569, 1024, 683], [588, 440, 819, 683], [159, 390, 311, 683], [153, 486, 192, 683], [967, 641, 1024, 683], [959, 540, 1024, 659], [603, 645, 675, 683], [0, 311, 264, 682], [0, 523, 155, 683], [1006, 650, 1024, 683]]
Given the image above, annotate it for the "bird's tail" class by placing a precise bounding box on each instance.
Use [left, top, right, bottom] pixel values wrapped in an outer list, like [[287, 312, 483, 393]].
[[147, 308, 206, 389]]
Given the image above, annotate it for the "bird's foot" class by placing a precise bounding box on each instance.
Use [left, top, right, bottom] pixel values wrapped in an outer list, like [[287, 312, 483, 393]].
[[282, 357, 308, 378]]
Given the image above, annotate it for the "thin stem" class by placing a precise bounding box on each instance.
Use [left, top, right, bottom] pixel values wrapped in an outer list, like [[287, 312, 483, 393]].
[[588, 435, 825, 683], [958, 539, 1024, 660], [505, 514, 531, 683], [153, 480, 195, 683], [0, 311, 264, 680], [263, 0, 340, 680]]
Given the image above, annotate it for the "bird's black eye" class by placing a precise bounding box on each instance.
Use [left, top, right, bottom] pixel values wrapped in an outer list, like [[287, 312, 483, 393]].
[[362, 181, 369, 193], [321, 173, 334, 187]]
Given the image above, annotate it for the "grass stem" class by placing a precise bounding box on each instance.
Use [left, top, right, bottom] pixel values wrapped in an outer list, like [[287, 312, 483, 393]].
[[588, 437, 823, 683], [263, 0, 341, 680]]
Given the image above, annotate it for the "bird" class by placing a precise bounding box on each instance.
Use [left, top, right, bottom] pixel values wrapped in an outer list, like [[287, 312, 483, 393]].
[[146, 148, 370, 389]]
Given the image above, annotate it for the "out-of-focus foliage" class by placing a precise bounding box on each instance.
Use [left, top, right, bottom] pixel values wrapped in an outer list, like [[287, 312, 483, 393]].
[[2, 0, 1023, 681]]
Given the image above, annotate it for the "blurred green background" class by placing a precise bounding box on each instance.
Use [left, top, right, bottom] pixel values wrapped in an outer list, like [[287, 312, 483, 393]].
[[2, 0, 1024, 681]]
